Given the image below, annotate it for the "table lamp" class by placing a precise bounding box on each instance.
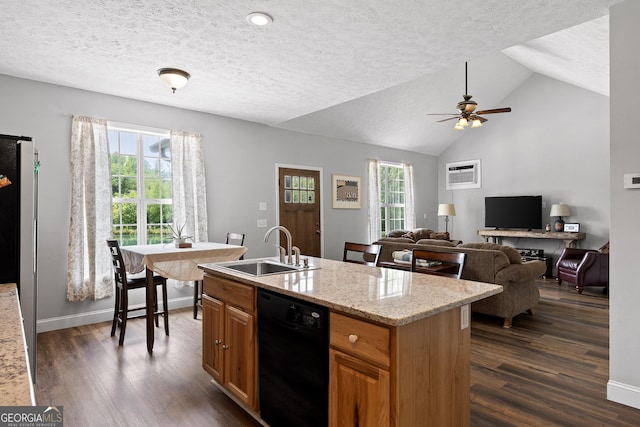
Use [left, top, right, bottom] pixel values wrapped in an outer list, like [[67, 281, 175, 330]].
[[550, 203, 570, 232], [437, 203, 456, 233]]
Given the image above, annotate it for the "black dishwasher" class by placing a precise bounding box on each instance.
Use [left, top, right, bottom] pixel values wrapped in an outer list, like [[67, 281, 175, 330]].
[[257, 289, 329, 427]]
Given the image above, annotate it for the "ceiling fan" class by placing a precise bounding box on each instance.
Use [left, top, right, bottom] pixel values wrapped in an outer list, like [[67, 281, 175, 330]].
[[428, 62, 511, 129]]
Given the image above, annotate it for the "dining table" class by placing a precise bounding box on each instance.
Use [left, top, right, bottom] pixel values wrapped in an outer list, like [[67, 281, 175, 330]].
[[120, 241, 248, 353]]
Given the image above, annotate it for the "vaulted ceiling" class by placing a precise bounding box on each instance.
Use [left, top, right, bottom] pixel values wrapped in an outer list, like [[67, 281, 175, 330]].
[[0, 1, 618, 155]]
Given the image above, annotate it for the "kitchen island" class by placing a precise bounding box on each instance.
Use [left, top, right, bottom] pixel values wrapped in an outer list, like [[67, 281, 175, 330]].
[[199, 257, 502, 427]]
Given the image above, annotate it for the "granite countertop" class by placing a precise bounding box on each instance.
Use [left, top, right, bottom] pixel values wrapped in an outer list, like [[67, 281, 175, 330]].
[[199, 257, 502, 326], [0, 283, 36, 406]]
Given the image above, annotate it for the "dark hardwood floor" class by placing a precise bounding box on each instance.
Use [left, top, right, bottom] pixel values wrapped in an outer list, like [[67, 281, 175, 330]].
[[35, 307, 261, 427], [35, 279, 640, 426], [470, 280, 639, 426]]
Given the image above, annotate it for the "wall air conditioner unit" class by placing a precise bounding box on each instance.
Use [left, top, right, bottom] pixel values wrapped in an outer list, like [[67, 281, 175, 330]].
[[446, 159, 481, 190]]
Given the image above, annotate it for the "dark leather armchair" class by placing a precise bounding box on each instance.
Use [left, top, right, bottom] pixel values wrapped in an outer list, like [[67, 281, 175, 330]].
[[556, 246, 609, 294]]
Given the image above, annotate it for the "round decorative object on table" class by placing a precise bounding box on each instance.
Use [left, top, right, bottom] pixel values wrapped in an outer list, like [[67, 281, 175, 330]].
[[553, 218, 565, 232], [545, 224, 551, 232]]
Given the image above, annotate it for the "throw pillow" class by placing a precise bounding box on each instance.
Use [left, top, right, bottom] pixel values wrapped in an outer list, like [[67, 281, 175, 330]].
[[386, 230, 409, 238], [412, 228, 435, 241], [401, 231, 417, 241]]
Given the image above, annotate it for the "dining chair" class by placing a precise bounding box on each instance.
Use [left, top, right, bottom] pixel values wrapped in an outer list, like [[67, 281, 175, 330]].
[[226, 232, 246, 259], [410, 249, 466, 279], [342, 242, 381, 266], [193, 232, 246, 319], [107, 239, 169, 345]]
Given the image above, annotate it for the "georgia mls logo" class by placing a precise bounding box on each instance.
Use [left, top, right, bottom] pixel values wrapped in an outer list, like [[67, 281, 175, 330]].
[[0, 405, 63, 427]]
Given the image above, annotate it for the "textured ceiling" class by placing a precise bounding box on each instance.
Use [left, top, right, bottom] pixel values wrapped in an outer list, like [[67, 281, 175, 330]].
[[0, 1, 619, 155]]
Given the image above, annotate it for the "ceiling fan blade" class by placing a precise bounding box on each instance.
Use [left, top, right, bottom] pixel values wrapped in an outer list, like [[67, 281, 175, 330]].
[[475, 107, 511, 115], [437, 116, 459, 123], [427, 113, 458, 116], [470, 115, 488, 123]]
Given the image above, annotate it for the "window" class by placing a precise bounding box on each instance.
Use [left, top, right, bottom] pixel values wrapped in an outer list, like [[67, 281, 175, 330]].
[[379, 162, 405, 237], [108, 125, 173, 245]]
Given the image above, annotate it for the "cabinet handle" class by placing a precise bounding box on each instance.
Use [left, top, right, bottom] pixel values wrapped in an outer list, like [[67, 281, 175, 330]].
[[215, 339, 222, 345], [348, 334, 358, 344], [222, 344, 229, 350]]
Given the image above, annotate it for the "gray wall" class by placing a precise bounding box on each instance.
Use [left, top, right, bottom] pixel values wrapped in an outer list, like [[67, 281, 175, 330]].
[[3, 6, 639, 408], [438, 70, 610, 266], [0, 74, 437, 331], [609, 1, 640, 410]]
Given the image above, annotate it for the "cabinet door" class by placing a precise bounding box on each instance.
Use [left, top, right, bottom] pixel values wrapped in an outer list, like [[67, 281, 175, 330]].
[[224, 305, 256, 409], [329, 348, 390, 427], [202, 295, 225, 383]]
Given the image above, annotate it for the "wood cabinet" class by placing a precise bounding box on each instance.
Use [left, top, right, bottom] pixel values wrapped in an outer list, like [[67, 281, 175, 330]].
[[330, 308, 471, 427], [202, 276, 257, 410], [202, 294, 224, 381], [330, 349, 390, 426], [330, 312, 391, 426]]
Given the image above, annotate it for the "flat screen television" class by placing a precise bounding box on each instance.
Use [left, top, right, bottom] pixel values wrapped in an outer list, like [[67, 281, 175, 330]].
[[485, 195, 542, 230]]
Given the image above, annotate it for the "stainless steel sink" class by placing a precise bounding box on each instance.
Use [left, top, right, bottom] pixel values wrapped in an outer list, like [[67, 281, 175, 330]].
[[217, 259, 318, 276]]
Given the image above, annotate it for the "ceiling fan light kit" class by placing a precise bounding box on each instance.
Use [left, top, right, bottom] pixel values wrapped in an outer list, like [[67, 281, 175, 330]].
[[429, 62, 511, 130]]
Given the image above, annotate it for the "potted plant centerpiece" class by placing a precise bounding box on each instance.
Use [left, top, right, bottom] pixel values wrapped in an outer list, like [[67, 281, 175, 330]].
[[169, 222, 193, 248]]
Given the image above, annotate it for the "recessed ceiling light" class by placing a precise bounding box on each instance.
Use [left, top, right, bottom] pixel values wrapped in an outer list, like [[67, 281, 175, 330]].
[[246, 12, 273, 26]]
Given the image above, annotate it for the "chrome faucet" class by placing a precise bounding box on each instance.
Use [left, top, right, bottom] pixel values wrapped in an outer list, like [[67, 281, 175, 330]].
[[264, 225, 293, 265]]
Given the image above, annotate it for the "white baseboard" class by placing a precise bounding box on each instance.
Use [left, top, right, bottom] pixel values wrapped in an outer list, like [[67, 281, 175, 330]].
[[607, 380, 640, 410], [36, 296, 194, 333]]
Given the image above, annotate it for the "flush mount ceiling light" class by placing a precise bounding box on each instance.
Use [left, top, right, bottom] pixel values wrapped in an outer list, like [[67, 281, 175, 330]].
[[246, 12, 273, 26], [157, 68, 191, 93]]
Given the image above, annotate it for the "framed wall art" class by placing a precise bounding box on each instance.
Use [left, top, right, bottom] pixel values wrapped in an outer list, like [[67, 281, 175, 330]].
[[332, 174, 361, 209]]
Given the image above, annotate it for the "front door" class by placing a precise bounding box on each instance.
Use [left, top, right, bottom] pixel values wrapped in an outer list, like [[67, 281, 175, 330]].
[[278, 167, 321, 257]]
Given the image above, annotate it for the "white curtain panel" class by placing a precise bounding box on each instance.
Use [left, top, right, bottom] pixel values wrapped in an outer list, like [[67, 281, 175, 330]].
[[403, 163, 416, 230], [170, 130, 208, 244], [368, 159, 381, 242], [67, 116, 113, 301]]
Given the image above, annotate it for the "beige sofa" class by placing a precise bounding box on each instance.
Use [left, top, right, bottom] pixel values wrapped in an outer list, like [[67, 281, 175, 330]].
[[374, 235, 546, 328]]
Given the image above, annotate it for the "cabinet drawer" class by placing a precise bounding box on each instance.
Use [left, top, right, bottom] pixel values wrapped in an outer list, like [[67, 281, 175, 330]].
[[330, 312, 390, 367], [203, 276, 255, 313]]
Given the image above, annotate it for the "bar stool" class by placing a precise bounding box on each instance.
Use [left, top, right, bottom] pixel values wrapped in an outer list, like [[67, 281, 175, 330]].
[[107, 239, 169, 345]]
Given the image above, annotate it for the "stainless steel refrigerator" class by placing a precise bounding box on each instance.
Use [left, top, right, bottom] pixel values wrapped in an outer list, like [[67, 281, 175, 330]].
[[0, 134, 39, 382]]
